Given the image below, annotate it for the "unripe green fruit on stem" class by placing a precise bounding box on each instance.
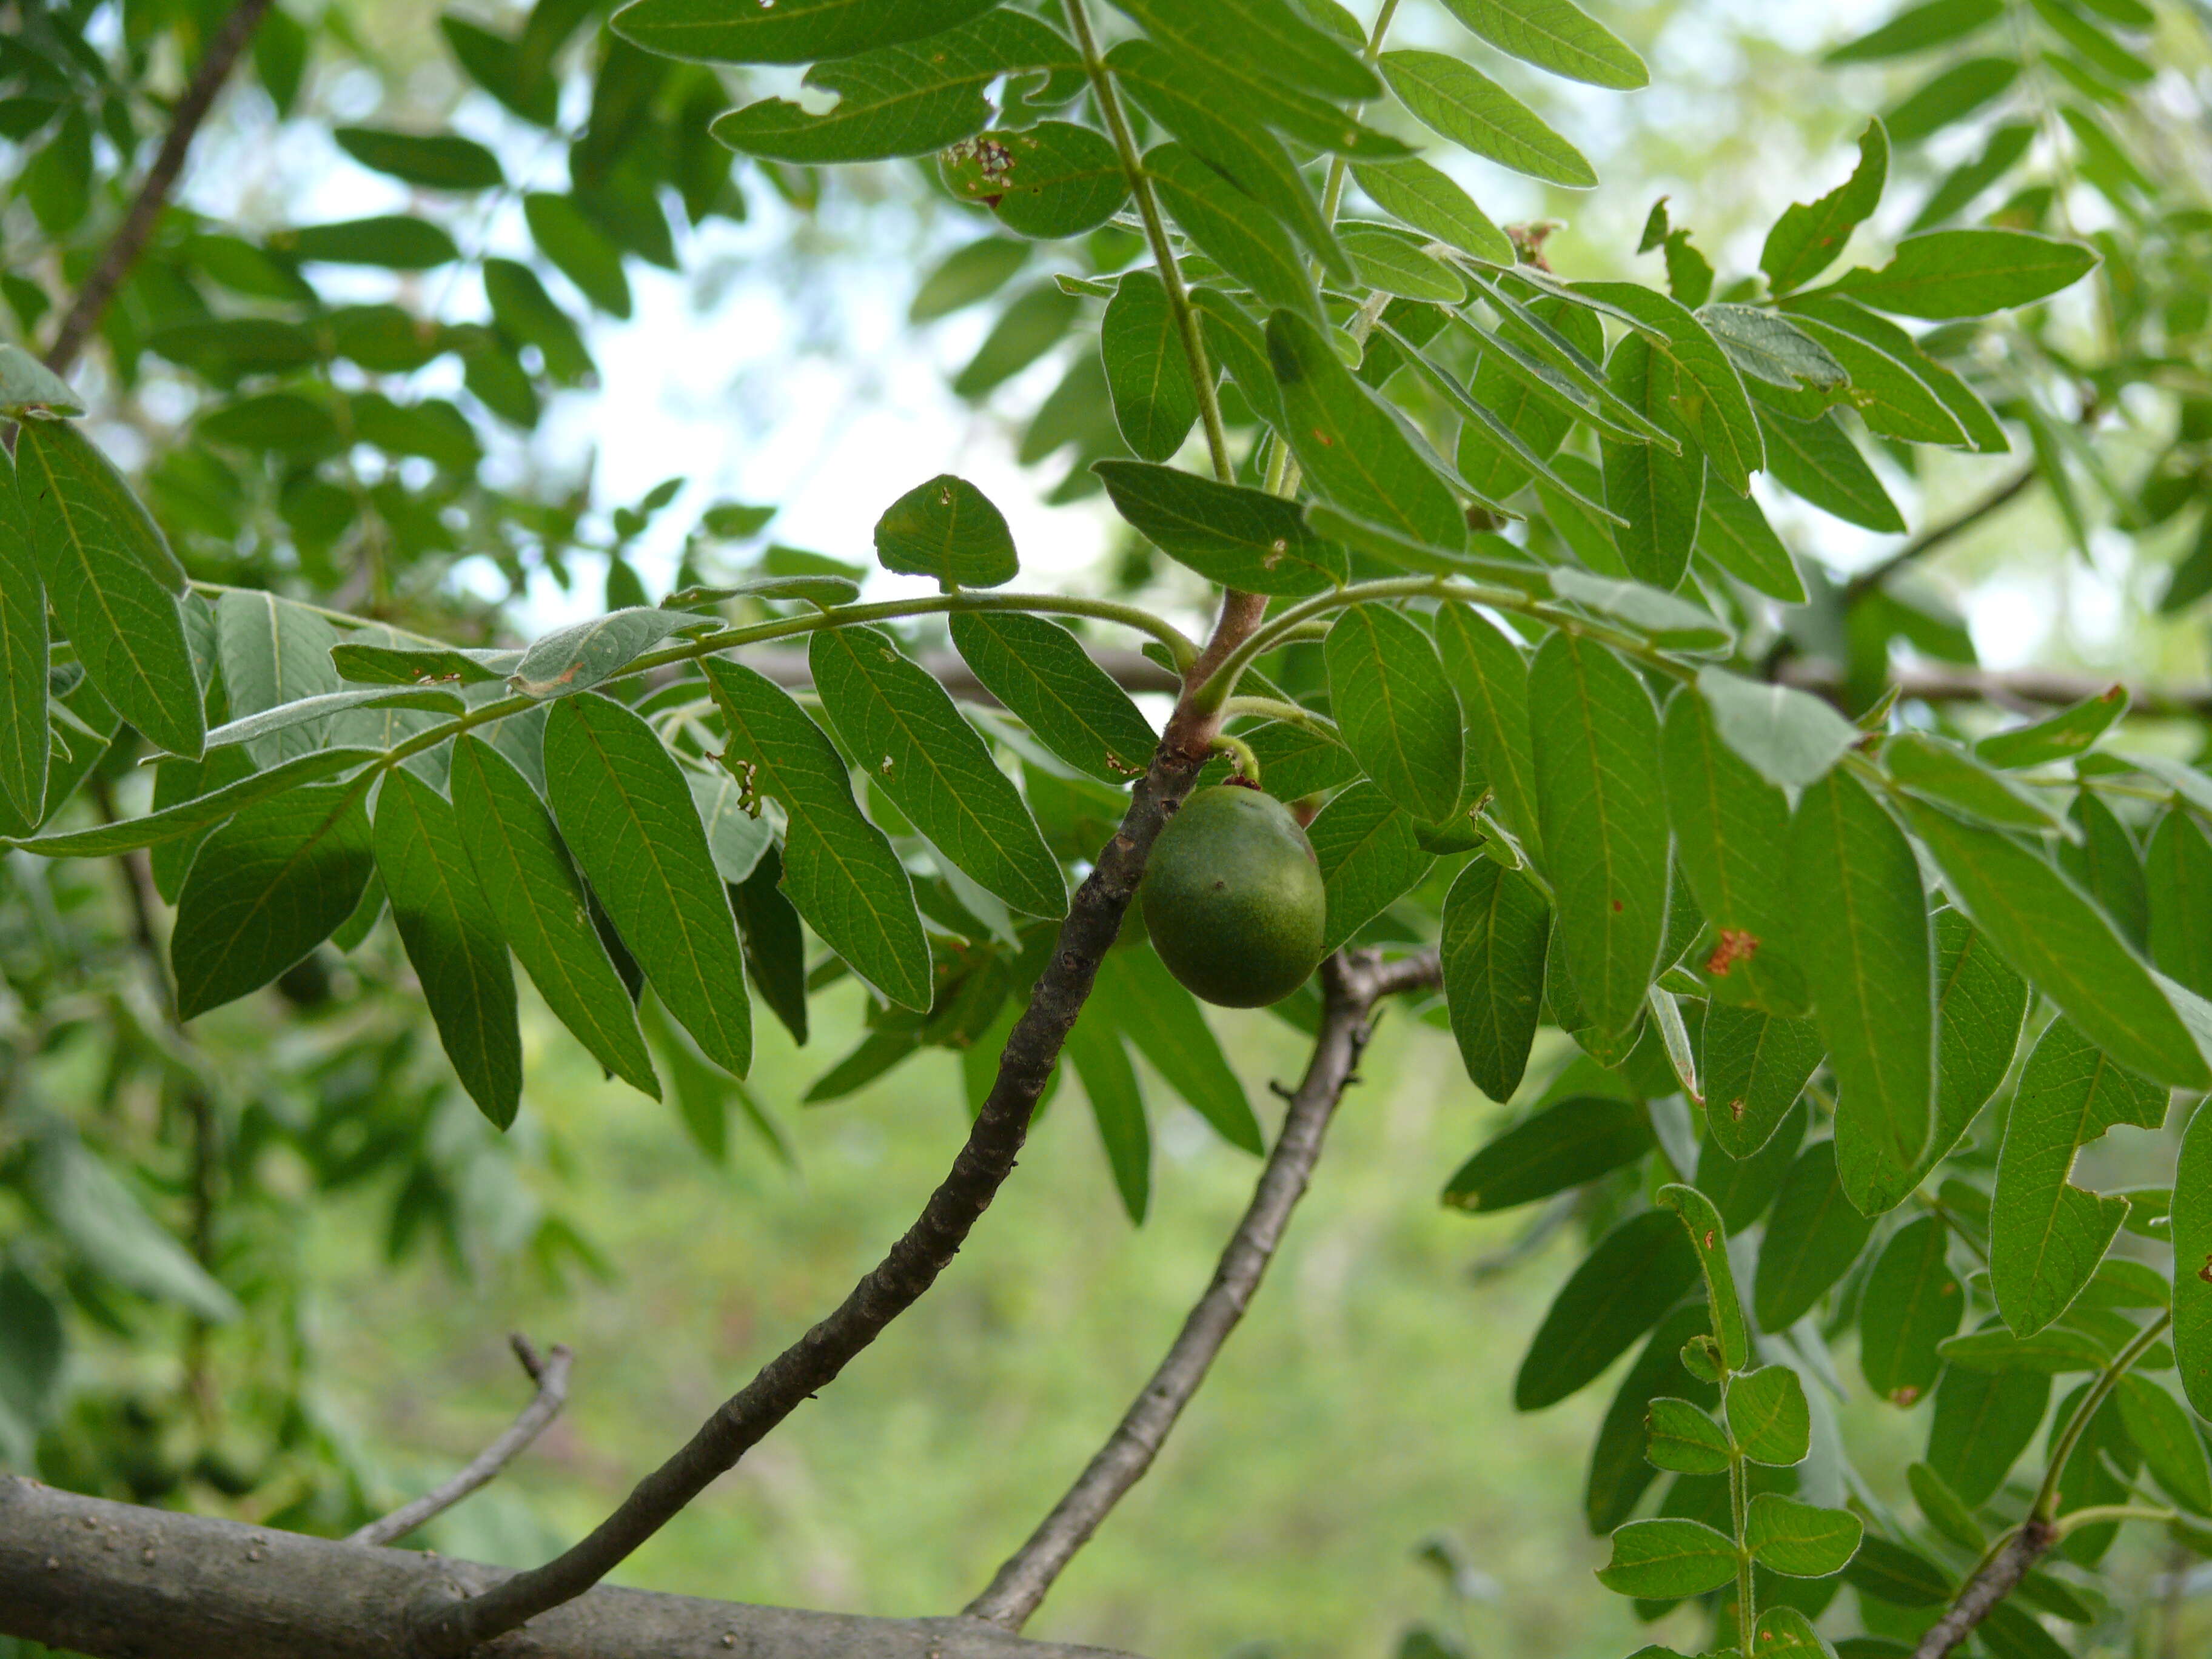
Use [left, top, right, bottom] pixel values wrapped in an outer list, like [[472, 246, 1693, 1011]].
[[1139, 783, 1326, 1008]]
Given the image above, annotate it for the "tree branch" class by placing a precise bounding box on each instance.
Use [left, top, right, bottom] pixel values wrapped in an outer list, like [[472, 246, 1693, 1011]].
[[965, 948, 1439, 1631], [0, 1475, 1136, 1659], [1839, 467, 2039, 607], [410, 588, 1272, 1652], [41, 0, 278, 376], [1908, 1518, 2057, 1659], [348, 1335, 573, 1549]]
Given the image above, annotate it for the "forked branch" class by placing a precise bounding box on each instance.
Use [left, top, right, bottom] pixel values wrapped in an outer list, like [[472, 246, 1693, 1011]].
[[347, 1334, 572, 1549], [966, 948, 1443, 1631], [407, 600, 1269, 1653]]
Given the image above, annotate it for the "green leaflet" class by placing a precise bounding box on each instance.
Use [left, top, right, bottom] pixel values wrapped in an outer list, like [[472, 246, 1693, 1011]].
[[809, 625, 1065, 918], [1244, 720, 1359, 800], [940, 122, 1127, 239], [1754, 1139, 1875, 1332], [1516, 1208, 1699, 1410], [1929, 1363, 2052, 1506], [1339, 223, 1465, 304], [1938, 1322, 2112, 1374], [524, 193, 631, 316], [1656, 1184, 1749, 1370], [711, 10, 1079, 163], [1644, 1397, 1731, 1473], [1529, 632, 1669, 1040], [373, 767, 521, 1128], [1576, 281, 1764, 495], [28, 1132, 240, 1324], [1438, 859, 1551, 1103], [544, 694, 753, 1079], [1452, 298, 1596, 498], [1835, 907, 2029, 1215], [1306, 780, 1429, 954], [1350, 158, 1513, 264], [281, 216, 458, 269], [1547, 567, 1731, 652], [215, 589, 343, 764], [1746, 1493, 1863, 1577], [1442, 1094, 1651, 1212], [1699, 1005, 1823, 1158], [2116, 1375, 2212, 1515], [0, 344, 84, 415], [1110, 0, 1381, 102], [1432, 604, 1539, 854], [1594, 1517, 1737, 1598], [1267, 309, 1465, 549], [1726, 1364, 1811, 1465], [612, 0, 1002, 63], [484, 258, 592, 383], [1379, 50, 1596, 188], [1908, 1460, 1986, 1551], [1093, 946, 1262, 1155], [1761, 120, 1888, 295], [1148, 144, 1319, 322], [948, 611, 1155, 783], [1065, 1016, 1148, 1224], [702, 659, 932, 1011], [2063, 793, 2148, 948], [1886, 732, 2063, 833], [1977, 686, 2128, 771], [731, 845, 809, 1047], [1587, 1304, 1716, 1533], [0, 455, 48, 822], [1109, 42, 1347, 275], [1697, 303, 1848, 397], [1843, 1535, 1955, 1609], [8, 747, 377, 857], [333, 126, 503, 190], [1437, 0, 1647, 90], [1696, 487, 1806, 604], [2148, 806, 2212, 999], [1991, 1017, 2166, 1336], [1093, 459, 1347, 594], [1600, 332, 1704, 590], [171, 783, 376, 1019], [2182, 1101, 2212, 1417], [1781, 316, 1970, 451], [1757, 407, 1906, 532], [873, 474, 1019, 588], [1324, 604, 1463, 825], [1859, 1215, 1963, 1405], [1900, 798, 2211, 1088], [14, 418, 204, 760], [1835, 228, 2100, 319], [1789, 770, 1936, 1190], [449, 737, 660, 1101], [1828, 0, 2002, 62], [1101, 270, 1199, 463], [690, 769, 775, 885], [509, 607, 702, 699]]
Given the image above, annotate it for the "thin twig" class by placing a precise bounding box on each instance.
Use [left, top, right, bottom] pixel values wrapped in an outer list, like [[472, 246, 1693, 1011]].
[[965, 948, 1441, 1631], [350, 1335, 572, 1549], [1838, 466, 2039, 606], [409, 594, 1270, 1655], [41, 0, 278, 375]]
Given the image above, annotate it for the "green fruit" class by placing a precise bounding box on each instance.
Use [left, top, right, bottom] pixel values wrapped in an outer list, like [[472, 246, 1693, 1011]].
[[1140, 784, 1326, 1007]]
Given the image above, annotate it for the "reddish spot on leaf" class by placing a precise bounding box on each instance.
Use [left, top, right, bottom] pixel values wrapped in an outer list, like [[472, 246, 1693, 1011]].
[[1311, 428, 1333, 446], [1706, 928, 1760, 977], [1729, 1097, 1746, 1121], [1702, 1230, 1715, 1250], [2199, 1253, 2212, 1285], [1610, 898, 1624, 913], [1891, 1386, 1921, 1407]]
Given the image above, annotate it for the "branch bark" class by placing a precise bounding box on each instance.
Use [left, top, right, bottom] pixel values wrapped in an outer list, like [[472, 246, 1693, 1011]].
[[409, 592, 1267, 1651], [41, 0, 277, 376], [349, 1336, 573, 1549], [0, 1475, 1136, 1659], [965, 948, 1440, 1631], [1908, 1517, 2057, 1659]]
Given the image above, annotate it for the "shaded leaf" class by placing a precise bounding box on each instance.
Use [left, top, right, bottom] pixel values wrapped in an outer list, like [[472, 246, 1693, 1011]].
[[874, 474, 1019, 588], [1439, 859, 1551, 1102], [1517, 1208, 1699, 1409], [1443, 1095, 1652, 1212]]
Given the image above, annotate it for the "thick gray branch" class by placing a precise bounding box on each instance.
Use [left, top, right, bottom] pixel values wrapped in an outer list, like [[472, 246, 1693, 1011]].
[[0, 1475, 1132, 1659], [965, 948, 1441, 1631], [349, 1335, 572, 1549], [1910, 1517, 2056, 1659]]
